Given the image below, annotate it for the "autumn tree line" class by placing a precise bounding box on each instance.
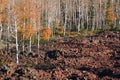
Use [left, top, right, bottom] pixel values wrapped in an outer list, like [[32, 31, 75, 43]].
[[0, 0, 120, 63]]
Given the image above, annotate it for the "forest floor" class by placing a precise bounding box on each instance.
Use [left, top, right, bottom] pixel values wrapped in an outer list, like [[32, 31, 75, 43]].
[[0, 31, 120, 80]]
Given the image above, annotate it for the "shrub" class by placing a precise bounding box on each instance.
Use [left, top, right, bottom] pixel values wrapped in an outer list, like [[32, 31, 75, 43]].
[[40, 27, 52, 41], [54, 26, 64, 36], [66, 32, 78, 37]]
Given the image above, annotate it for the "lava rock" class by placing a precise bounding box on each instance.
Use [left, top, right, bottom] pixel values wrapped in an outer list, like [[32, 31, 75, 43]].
[[45, 50, 63, 60]]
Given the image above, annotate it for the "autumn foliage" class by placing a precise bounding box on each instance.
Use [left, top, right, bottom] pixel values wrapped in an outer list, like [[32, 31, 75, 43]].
[[55, 26, 64, 36], [106, 0, 115, 30], [18, 25, 35, 40], [18, 26, 52, 41], [106, 6, 115, 22], [40, 27, 52, 41], [0, 0, 9, 24], [0, 13, 6, 23], [24, 26, 35, 40]]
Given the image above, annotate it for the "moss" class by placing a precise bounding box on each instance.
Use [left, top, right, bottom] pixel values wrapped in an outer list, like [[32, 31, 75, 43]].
[[109, 26, 120, 31], [0, 61, 8, 66], [54, 27, 64, 36], [66, 32, 78, 37], [23, 62, 33, 67]]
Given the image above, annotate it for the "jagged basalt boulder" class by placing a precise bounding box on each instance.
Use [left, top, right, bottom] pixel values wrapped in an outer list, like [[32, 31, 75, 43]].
[[45, 50, 63, 60]]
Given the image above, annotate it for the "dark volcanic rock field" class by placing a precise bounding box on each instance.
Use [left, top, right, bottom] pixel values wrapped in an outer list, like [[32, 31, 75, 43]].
[[0, 31, 120, 80]]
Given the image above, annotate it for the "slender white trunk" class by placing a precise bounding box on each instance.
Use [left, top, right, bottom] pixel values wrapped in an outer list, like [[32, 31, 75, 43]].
[[95, 7, 99, 29], [7, 25, 10, 50], [114, 1, 118, 28], [102, 2, 105, 30], [46, 0, 48, 27], [81, 1, 84, 30], [13, 0, 19, 64], [99, 0, 102, 29], [78, 2, 80, 33], [92, 3, 96, 31], [92, 10, 95, 31], [22, 22, 25, 52], [37, 18, 40, 53], [29, 36, 32, 52], [7, 2, 11, 50], [37, 31, 40, 53], [104, 1, 107, 30], [22, 7, 26, 52], [64, 2, 67, 36], [0, 24, 2, 41], [36, 0, 40, 54], [29, 0, 32, 52], [86, 7, 89, 30], [74, 1, 77, 30], [15, 19, 19, 64]]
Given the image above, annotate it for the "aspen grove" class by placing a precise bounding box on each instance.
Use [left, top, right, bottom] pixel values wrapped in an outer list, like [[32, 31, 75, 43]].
[[0, 0, 120, 64]]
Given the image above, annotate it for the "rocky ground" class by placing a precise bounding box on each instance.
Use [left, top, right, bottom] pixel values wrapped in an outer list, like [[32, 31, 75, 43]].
[[0, 31, 120, 80]]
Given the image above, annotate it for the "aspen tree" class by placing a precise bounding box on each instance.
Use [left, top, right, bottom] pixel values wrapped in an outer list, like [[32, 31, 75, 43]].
[[77, 0, 82, 31], [13, 0, 19, 64], [6, 0, 11, 51], [63, 0, 68, 36]]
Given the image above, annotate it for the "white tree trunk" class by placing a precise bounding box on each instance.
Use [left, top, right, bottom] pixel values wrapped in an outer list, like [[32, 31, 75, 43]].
[[15, 19, 19, 64], [86, 7, 89, 30], [22, 21, 25, 52], [22, 6, 26, 52], [78, 2, 80, 33], [29, 36, 32, 52], [64, 2, 67, 36], [99, 0, 102, 29], [0, 24, 2, 41], [13, 0, 19, 64]]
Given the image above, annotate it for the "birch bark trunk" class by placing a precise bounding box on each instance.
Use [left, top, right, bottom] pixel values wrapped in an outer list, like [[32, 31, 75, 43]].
[[13, 0, 19, 64], [0, 23, 2, 42], [64, 1, 67, 36]]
